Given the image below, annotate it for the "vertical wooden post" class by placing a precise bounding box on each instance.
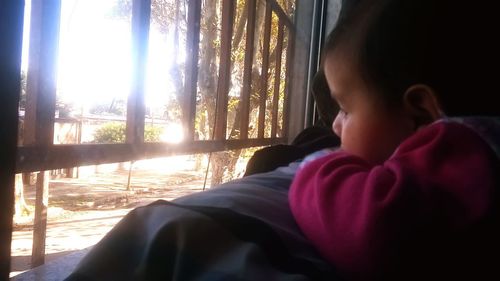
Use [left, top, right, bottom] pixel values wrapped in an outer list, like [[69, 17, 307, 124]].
[[271, 22, 284, 137], [31, 171, 49, 267], [126, 0, 151, 145], [240, 0, 257, 139], [214, 0, 235, 141], [0, 0, 24, 278], [258, 2, 272, 139], [184, 0, 202, 141], [24, 0, 60, 145], [23, 0, 61, 268]]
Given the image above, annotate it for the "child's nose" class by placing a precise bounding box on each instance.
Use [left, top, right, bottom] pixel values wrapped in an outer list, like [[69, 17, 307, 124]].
[[332, 113, 342, 137]]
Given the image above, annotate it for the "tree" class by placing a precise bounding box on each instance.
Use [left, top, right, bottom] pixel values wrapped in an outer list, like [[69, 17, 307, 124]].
[[111, 0, 295, 186], [92, 122, 162, 143]]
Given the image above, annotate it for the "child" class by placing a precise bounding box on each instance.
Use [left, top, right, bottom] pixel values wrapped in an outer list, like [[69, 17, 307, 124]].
[[289, 0, 500, 280]]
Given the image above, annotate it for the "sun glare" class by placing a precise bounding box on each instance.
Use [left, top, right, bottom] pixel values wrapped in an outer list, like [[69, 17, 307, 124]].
[[20, 0, 182, 115], [160, 123, 185, 144]]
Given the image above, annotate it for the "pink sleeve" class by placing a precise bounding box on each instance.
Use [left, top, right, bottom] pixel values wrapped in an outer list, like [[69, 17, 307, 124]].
[[289, 121, 497, 279]]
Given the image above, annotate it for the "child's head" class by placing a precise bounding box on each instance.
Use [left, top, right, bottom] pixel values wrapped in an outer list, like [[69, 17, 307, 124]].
[[323, 0, 497, 164]]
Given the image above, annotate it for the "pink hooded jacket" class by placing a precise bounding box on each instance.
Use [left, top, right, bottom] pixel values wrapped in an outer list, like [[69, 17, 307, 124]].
[[289, 118, 500, 280]]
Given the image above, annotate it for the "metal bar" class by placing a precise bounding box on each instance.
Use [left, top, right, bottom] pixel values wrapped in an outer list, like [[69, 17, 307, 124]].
[[282, 28, 295, 140], [184, 0, 202, 141], [258, 2, 272, 139], [240, 0, 257, 139], [126, 0, 151, 144], [304, 0, 326, 128], [16, 138, 287, 173], [214, 0, 235, 141], [0, 0, 24, 278], [271, 22, 284, 137], [31, 171, 49, 268]]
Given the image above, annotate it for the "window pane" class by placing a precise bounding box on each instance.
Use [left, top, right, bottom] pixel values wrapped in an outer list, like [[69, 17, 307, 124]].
[[226, 0, 249, 140], [247, 0, 267, 139], [145, 0, 188, 143], [57, 0, 132, 144], [265, 11, 280, 138], [18, 0, 31, 147], [277, 28, 290, 137], [195, 0, 222, 141]]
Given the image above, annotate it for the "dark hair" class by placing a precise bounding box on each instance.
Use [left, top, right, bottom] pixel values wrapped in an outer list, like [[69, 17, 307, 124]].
[[324, 0, 498, 116], [311, 70, 338, 127]]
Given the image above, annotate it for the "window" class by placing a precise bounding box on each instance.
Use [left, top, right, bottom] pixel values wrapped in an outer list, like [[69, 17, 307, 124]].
[[2, 0, 324, 278]]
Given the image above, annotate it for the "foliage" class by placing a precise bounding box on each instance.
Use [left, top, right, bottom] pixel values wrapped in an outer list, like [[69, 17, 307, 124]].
[[110, 0, 295, 184], [89, 99, 126, 116], [93, 123, 162, 143], [93, 123, 126, 143], [144, 125, 163, 142]]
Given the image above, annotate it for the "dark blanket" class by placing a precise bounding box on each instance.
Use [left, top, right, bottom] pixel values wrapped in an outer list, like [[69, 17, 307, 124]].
[[65, 162, 340, 281]]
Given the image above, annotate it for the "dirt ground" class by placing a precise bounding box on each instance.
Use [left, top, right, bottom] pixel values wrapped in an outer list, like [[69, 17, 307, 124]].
[[10, 155, 223, 278]]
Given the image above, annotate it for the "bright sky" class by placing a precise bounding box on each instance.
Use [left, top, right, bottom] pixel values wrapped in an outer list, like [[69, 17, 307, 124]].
[[22, 0, 180, 110]]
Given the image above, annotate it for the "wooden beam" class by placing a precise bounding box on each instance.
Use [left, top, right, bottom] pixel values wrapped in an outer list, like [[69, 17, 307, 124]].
[[184, 0, 202, 141], [22, 0, 62, 268], [258, 2, 272, 139], [214, 0, 235, 141], [240, 0, 257, 139], [24, 0, 61, 146], [16, 138, 287, 173], [0, 0, 24, 278], [271, 22, 284, 137], [126, 0, 151, 144]]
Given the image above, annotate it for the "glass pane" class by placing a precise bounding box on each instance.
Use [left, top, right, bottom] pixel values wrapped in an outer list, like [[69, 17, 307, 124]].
[[145, 0, 188, 143], [195, 0, 222, 141], [277, 28, 289, 137], [265, 12, 280, 138], [227, 0, 247, 140], [18, 0, 31, 147], [247, 0, 268, 139], [57, 0, 132, 144]]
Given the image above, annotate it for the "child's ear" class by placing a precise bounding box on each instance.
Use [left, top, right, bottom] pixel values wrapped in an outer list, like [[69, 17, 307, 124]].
[[403, 84, 443, 130]]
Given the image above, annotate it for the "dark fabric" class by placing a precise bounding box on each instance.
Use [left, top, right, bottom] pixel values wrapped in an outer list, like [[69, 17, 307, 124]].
[[291, 126, 340, 155], [244, 145, 305, 177], [149, 202, 337, 281], [244, 127, 339, 176], [64, 164, 340, 281]]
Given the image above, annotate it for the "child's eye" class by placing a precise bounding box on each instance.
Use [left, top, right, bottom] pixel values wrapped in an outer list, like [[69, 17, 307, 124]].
[[339, 109, 348, 116]]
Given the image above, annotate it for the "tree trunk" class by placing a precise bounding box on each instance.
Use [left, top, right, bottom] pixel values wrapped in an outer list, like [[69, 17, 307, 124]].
[[170, 0, 185, 121], [14, 174, 30, 218], [196, 0, 223, 186]]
